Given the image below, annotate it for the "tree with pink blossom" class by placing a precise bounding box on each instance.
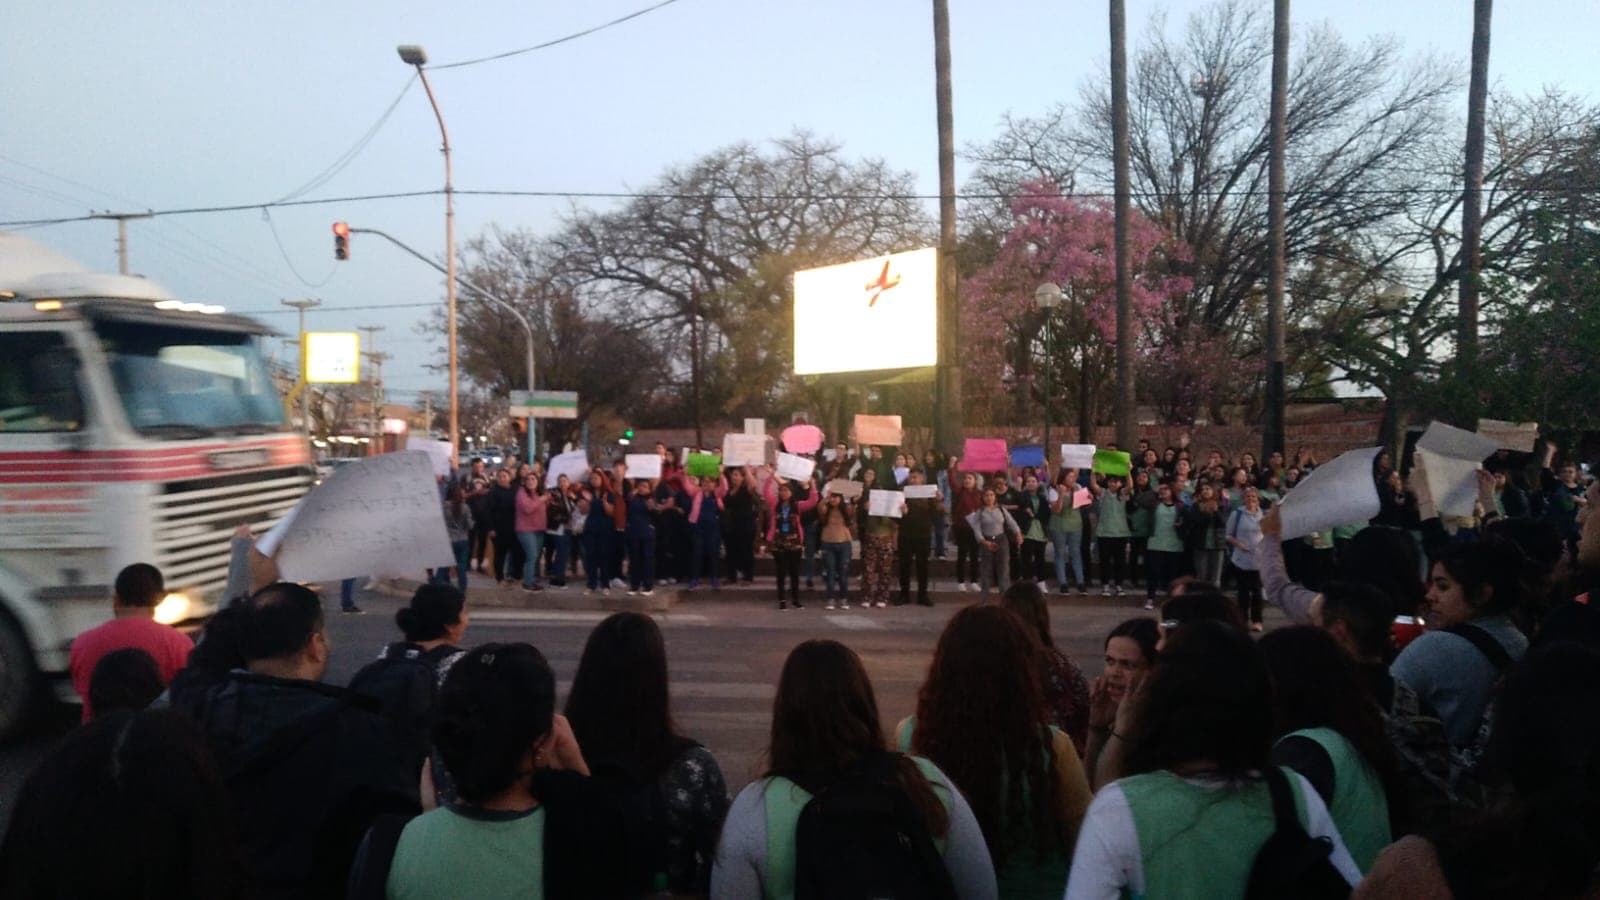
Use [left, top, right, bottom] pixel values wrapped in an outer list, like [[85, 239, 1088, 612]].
[[960, 180, 1192, 427]]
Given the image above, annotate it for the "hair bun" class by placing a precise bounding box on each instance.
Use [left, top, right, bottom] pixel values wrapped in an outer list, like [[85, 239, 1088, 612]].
[[395, 608, 417, 632]]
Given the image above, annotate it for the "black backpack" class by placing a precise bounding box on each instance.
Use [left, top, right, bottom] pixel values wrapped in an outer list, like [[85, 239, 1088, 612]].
[[347, 643, 460, 774], [585, 739, 700, 896], [1244, 767, 1351, 900], [789, 754, 957, 900]]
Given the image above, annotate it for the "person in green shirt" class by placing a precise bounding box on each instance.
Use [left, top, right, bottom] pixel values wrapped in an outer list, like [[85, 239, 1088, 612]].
[[1127, 471, 1157, 579], [381, 643, 618, 900], [1092, 475, 1133, 597], [1048, 469, 1087, 594], [1143, 482, 1185, 610]]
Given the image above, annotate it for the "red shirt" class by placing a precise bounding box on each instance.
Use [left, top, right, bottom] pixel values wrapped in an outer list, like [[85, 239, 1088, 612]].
[[69, 615, 194, 721]]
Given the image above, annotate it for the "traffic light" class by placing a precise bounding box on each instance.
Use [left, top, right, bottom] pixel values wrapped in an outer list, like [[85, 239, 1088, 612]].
[[624, 428, 635, 440], [333, 221, 350, 260]]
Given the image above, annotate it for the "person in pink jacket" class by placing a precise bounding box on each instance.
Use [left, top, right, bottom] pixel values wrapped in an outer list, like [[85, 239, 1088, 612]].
[[514, 473, 550, 592], [763, 475, 819, 610]]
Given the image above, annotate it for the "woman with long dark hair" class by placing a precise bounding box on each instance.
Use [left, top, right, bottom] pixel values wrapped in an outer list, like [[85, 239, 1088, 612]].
[[712, 640, 997, 899], [1066, 621, 1361, 899], [434, 481, 473, 592], [565, 612, 729, 896], [901, 605, 1091, 898], [722, 466, 759, 585], [1049, 468, 1088, 595], [951, 470, 985, 592], [578, 468, 618, 596], [1226, 486, 1266, 631], [1000, 582, 1091, 755], [1083, 618, 1160, 788], [515, 471, 550, 593], [1261, 626, 1398, 873], [764, 478, 817, 610]]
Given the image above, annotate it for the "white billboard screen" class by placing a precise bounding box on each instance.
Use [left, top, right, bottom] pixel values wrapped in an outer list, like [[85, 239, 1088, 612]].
[[303, 331, 361, 384], [793, 247, 938, 375]]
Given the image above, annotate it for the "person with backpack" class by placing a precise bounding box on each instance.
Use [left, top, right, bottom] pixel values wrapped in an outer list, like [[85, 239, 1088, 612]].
[[711, 639, 997, 900], [363, 642, 636, 900], [1356, 642, 1600, 899], [1261, 627, 1399, 874], [898, 604, 1091, 898], [1066, 620, 1361, 900], [347, 584, 469, 787], [563, 612, 729, 896]]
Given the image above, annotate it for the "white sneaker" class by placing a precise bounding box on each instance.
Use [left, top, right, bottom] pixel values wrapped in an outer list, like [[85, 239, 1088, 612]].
[[611, 578, 627, 589], [1101, 585, 1112, 597], [583, 589, 595, 597], [641, 590, 655, 597], [627, 590, 638, 596], [601, 588, 610, 597], [826, 601, 836, 610], [1143, 598, 1155, 610], [955, 582, 967, 593], [1115, 585, 1126, 597], [968, 582, 980, 592], [874, 600, 887, 608], [841, 601, 851, 609]]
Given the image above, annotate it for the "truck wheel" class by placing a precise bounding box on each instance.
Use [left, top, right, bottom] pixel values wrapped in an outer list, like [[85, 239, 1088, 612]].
[[0, 613, 38, 742]]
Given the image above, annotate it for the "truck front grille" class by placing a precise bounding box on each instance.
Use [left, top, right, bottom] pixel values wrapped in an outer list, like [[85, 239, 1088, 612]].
[[151, 468, 313, 597]]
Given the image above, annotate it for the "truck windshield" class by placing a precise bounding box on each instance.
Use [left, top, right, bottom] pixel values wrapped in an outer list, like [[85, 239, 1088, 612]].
[[98, 320, 287, 436]]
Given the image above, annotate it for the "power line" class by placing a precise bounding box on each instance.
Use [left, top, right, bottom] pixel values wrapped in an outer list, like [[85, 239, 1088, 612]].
[[234, 300, 442, 315], [272, 75, 417, 203], [0, 189, 441, 228], [431, 0, 684, 70], [261, 207, 339, 288]]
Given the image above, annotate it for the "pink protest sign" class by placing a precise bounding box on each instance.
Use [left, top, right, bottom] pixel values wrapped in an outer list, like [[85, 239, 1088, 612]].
[[957, 438, 1009, 472], [1072, 487, 1093, 509], [781, 423, 824, 454]]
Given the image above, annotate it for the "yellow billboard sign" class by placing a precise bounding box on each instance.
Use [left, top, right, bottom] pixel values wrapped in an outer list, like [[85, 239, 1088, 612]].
[[302, 331, 360, 384]]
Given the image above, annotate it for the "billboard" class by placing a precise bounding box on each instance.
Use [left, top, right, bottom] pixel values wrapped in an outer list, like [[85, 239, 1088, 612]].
[[793, 247, 938, 376], [302, 332, 360, 384]]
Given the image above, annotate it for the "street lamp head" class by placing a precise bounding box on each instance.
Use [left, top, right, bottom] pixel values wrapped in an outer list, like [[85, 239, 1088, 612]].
[[1034, 282, 1064, 310], [397, 44, 428, 66]]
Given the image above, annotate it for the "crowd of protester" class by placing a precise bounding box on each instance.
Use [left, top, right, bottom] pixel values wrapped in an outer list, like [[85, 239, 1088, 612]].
[[1, 430, 1596, 899]]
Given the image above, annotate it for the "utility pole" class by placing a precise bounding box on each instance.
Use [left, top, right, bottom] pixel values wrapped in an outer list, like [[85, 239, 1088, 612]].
[[932, 0, 964, 454], [1110, 0, 1136, 450], [91, 211, 153, 274], [359, 325, 386, 453], [1460, 0, 1493, 374], [281, 299, 321, 439], [1263, 0, 1289, 464], [419, 390, 434, 438]]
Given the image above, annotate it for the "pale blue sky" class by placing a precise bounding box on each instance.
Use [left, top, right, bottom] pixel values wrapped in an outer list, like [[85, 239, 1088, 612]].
[[3, 0, 1594, 403]]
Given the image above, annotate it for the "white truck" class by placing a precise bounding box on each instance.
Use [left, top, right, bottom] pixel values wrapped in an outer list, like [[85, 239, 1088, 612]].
[[0, 233, 312, 737]]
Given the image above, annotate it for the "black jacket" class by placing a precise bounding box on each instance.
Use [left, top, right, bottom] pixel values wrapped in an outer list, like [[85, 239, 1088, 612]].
[[187, 672, 419, 900]]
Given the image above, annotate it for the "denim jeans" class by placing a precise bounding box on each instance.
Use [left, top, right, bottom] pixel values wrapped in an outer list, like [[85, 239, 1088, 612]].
[[932, 516, 948, 558], [627, 532, 656, 591], [583, 527, 608, 589], [821, 540, 852, 601], [1051, 528, 1085, 588], [803, 520, 821, 584], [339, 577, 358, 610], [517, 531, 545, 587], [548, 532, 570, 585], [429, 540, 471, 592], [690, 527, 721, 586]]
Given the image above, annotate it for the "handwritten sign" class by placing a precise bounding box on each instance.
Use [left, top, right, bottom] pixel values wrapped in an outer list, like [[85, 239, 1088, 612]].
[[1060, 443, 1097, 469], [775, 452, 815, 482], [958, 438, 1008, 473], [625, 454, 662, 480], [904, 484, 939, 500], [545, 449, 590, 488], [256, 451, 454, 583], [1010, 445, 1045, 468], [405, 437, 453, 478], [782, 423, 824, 454], [1477, 419, 1538, 453], [722, 433, 769, 467], [1091, 449, 1131, 477], [826, 478, 864, 499], [744, 417, 766, 436], [686, 452, 723, 478], [854, 414, 902, 447], [868, 489, 905, 518], [1277, 447, 1381, 540]]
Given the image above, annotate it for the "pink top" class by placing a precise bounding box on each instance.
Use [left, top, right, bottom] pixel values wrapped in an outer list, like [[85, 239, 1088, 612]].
[[684, 476, 729, 524], [515, 489, 549, 532], [763, 478, 819, 543], [69, 616, 194, 721]]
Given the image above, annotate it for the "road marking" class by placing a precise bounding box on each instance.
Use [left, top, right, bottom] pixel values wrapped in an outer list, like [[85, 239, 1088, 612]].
[[469, 610, 709, 626], [673, 682, 775, 700], [825, 614, 884, 630]]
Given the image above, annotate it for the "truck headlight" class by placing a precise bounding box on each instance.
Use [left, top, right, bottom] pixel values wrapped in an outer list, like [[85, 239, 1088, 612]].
[[153, 592, 192, 625]]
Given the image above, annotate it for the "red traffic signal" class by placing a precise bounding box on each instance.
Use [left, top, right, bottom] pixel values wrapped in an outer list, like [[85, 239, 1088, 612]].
[[333, 222, 350, 260]]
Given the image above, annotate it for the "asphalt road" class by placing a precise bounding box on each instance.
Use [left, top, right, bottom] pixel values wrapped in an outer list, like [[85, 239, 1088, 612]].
[[0, 583, 1284, 837]]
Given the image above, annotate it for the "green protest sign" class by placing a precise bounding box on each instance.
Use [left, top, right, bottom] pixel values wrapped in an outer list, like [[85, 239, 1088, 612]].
[[1091, 449, 1132, 477], [686, 452, 723, 478]]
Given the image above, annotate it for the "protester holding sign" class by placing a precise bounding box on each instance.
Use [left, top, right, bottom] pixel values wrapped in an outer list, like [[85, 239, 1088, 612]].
[[684, 474, 728, 591], [1049, 470, 1089, 595], [817, 487, 857, 610], [897, 469, 941, 606], [764, 477, 818, 610], [1091, 475, 1133, 598], [723, 467, 760, 585], [951, 470, 985, 593], [862, 484, 901, 609]]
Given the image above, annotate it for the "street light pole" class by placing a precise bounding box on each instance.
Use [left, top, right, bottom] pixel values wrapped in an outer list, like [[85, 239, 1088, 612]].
[[1034, 283, 1064, 473], [398, 44, 458, 470], [280, 298, 321, 438]]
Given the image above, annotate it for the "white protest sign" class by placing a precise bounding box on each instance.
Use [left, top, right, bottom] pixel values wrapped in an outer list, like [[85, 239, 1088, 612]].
[[625, 453, 662, 480], [1477, 419, 1539, 453], [904, 484, 939, 500], [1417, 447, 1482, 519], [405, 437, 453, 478], [775, 452, 815, 482], [1417, 421, 1499, 463], [1276, 447, 1381, 540], [744, 417, 766, 436], [826, 478, 863, 499], [256, 451, 455, 582], [722, 433, 769, 467], [545, 449, 590, 488], [868, 489, 905, 518], [1060, 444, 1097, 470]]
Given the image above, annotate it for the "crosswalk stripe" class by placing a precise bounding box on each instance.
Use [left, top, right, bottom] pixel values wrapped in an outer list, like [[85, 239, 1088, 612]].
[[824, 614, 884, 630], [469, 610, 710, 626]]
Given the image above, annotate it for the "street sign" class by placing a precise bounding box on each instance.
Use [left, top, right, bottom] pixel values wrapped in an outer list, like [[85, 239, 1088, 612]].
[[509, 390, 579, 419]]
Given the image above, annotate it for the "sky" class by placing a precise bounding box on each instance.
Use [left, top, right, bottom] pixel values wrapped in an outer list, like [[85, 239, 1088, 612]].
[[3, 0, 1596, 410]]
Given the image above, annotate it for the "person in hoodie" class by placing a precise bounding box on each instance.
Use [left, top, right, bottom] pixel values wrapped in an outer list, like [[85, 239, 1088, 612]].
[[186, 582, 417, 900]]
